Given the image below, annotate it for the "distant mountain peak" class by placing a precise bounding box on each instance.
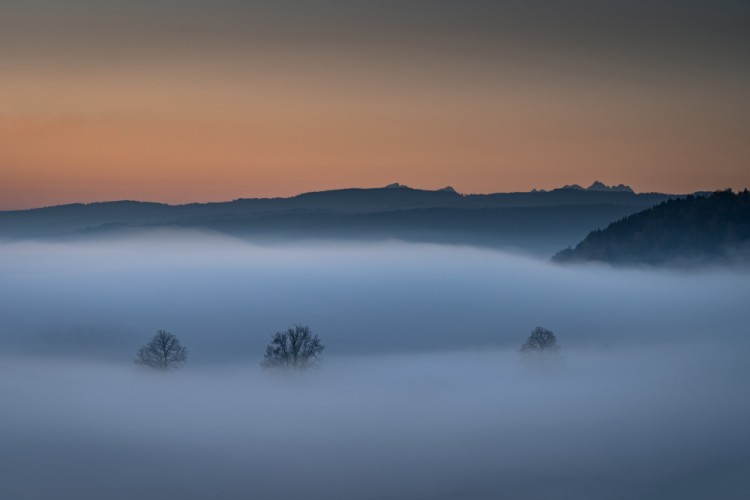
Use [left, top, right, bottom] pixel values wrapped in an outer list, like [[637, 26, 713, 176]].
[[586, 181, 634, 193], [558, 181, 634, 193], [383, 183, 458, 194], [587, 181, 609, 191]]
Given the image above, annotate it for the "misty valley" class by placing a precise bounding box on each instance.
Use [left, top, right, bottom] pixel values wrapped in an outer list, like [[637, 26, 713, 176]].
[[1, 234, 749, 499], [5, 0, 749, 497]]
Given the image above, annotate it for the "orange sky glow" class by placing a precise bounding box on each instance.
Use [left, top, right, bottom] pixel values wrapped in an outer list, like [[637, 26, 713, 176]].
[[2, 2, 748, 209]]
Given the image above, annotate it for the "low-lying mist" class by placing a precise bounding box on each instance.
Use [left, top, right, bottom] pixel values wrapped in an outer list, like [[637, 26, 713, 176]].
[[1, 230, 747, 359], [1, 230, 748, 499]]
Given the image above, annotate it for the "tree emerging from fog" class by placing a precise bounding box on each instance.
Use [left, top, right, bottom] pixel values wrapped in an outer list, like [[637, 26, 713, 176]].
[[135, 330, 188, 371], [520, 327, 560, 353], [262, 324, 324, 370]]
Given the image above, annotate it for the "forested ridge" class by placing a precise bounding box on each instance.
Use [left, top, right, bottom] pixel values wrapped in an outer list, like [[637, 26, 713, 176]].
[[553, 190, 750, 265]]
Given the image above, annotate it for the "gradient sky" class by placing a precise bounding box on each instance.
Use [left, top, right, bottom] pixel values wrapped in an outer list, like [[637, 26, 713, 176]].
[[2, 0, 749, 209]]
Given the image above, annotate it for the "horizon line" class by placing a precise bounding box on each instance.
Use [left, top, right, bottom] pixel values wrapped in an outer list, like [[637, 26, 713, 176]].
[[0, 181, 730, 212]]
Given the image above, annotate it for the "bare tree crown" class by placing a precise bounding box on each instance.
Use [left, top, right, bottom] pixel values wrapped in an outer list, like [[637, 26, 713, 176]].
[[262, 324, 324, 369], [520, 327, 560, 353], [135, 330, 188, 371]]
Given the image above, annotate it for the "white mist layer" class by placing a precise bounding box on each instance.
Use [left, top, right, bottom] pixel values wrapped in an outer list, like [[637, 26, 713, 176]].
[[1, 347, 749, 500], [1, 233, 748, 359], [0, 233, 748, 498]]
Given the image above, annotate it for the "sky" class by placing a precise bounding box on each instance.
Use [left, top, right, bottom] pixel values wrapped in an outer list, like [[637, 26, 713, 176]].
[[2, 0, 749, 209]]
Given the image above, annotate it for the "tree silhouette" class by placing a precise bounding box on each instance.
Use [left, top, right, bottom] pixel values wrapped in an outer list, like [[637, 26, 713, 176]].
[[520, 327, 559, 353], [262, 324, 324, 370], [135, 330, 188, 371]]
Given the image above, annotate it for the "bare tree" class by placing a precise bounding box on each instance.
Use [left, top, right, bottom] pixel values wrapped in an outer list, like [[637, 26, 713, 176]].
[[520, 327, 560, 353], [135, 330, 188, 371], [262, 324, 324, 369]]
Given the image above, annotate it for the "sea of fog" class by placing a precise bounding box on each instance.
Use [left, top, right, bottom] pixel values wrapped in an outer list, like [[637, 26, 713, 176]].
[[1, 231, 749, 499]]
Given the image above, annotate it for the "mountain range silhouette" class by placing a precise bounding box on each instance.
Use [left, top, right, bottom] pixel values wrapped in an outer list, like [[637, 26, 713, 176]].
[[0, 183, 677, 256]]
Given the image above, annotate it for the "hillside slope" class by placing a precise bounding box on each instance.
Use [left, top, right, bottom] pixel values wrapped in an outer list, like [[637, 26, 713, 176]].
[[553, 190, 750, 265]]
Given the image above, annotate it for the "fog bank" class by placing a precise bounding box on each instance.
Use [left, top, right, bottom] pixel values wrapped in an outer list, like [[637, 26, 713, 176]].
[[1, 233, 748, 498], [0, 233, 747, 361], [2, 346, 749, 500]]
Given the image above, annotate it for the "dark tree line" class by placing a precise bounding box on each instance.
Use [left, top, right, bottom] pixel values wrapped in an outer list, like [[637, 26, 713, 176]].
[[554, 189, 750, 265]]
